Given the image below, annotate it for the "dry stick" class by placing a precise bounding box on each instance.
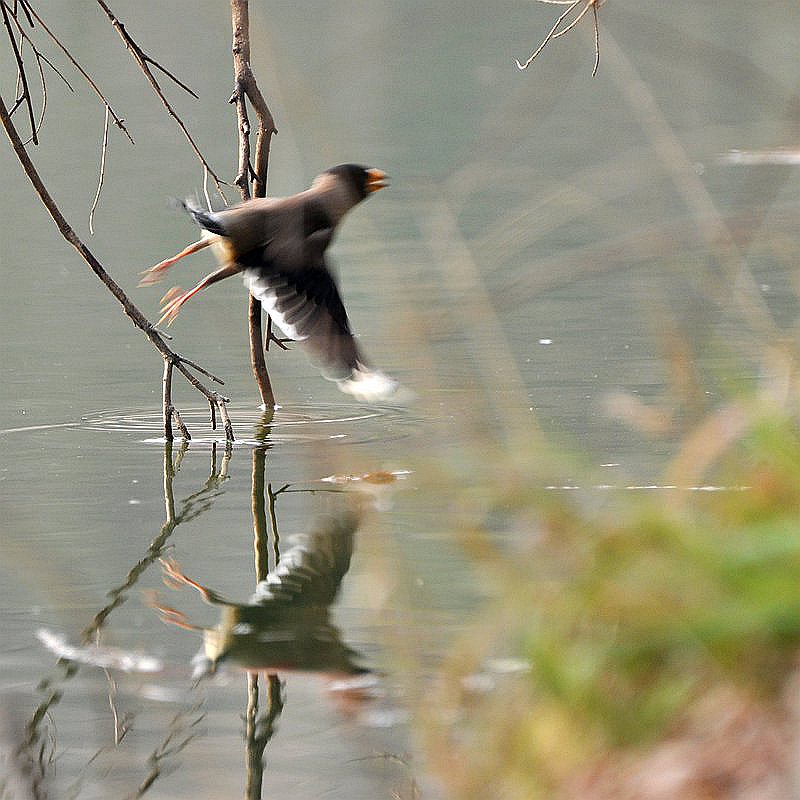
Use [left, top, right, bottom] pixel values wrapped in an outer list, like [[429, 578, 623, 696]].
[[93, 0, 226, 198], [162, 359, 175, 442], [15, 0, 34, 27], [8, 24, 53, 145], [88, 104, 110, 235], [0, 90, 234, 442], [89, 1, 237, 426], [230, 0, 278, 408], [515, 0, 601, 75], [229, 68, 274, 406], [23, 37, 47, 143], [1, 0, 38, 143], [590, 0, 599, 76], [13, 0, 133, 143]]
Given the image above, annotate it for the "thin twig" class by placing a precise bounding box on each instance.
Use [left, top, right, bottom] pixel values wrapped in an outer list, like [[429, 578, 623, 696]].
[[11, 30, 48, 145], [550, 0, 594, 40], [4, 1, 75, 143], [26, 40, 47, 142], [515, 0, 602, 76], [94, 0, 227, 199], [89, 105, 110, 235], [0, 88, 234, 442], [202, 164, 213, 212], [177, 355, 225, 385], [1, 0, 38, 143], [16, 0, 34, 27], [12, 0, 134, 143]]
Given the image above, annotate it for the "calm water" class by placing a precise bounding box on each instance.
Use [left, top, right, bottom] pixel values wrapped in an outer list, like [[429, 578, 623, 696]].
[[2, 1, 800, 797]]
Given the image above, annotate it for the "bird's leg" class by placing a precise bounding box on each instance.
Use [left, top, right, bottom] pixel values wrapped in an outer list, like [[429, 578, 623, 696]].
[[157, 263, 241, 327], [138, 237, 215, 287]]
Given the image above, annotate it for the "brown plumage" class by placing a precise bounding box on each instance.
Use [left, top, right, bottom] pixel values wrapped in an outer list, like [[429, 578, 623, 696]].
[[140, 165, 400, 401]]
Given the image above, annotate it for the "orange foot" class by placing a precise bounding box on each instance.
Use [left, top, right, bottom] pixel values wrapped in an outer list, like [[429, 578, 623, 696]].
[[138, 237, 214, 287], [157, 286, 195, 327]]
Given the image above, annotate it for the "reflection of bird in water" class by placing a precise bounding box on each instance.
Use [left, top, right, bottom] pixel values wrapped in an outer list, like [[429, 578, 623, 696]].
[[140, 165, 401, 401], [155, 510, 369, 681]]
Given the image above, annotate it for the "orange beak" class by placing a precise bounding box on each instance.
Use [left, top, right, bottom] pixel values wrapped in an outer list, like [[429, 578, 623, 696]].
[[365, 168, 389, 193]]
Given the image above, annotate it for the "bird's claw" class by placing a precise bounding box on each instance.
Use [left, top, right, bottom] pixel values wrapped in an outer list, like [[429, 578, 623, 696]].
[[157, 286, 188, 327]]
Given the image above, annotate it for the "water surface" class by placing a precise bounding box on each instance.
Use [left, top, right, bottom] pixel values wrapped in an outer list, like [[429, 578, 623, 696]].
[[2, 2, 800, 797]]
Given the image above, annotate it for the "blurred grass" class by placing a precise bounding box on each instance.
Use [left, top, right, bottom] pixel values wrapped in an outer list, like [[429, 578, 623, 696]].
[[413, 401, 800, 799]]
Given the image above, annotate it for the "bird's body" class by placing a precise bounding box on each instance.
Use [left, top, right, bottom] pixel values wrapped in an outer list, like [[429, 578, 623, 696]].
[[140, 165, 400, 401]]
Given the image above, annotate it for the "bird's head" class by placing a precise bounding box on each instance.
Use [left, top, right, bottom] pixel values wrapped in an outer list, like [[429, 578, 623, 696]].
[[324, 164, 389, 200]]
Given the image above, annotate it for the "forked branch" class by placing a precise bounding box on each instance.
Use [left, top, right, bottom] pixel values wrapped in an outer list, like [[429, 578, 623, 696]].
[[516, 0, 603, 76], [94, 0, 228, 200], [6, 0, 133, 143], [0, 89, 234, 442]]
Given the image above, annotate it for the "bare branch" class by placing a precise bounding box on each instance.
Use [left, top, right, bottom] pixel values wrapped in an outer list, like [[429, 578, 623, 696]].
[[1, 1, 38, 143], [515, 0, 602, 76], [230, 0, 278, 408], [176, 355, 225, 385], [16, 0, 34, 27], [94, 0, 228, 200], [142, 52, 199, 99], [12, 0, 134, 143], [4, 1, 76, 147], [170, 406, 191, 441], [0, 88, 234, 441], [591, 1, 599, 76]]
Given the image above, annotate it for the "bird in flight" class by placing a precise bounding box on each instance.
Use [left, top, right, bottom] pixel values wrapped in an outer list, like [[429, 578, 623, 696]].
[[140, 164, 401, 402]]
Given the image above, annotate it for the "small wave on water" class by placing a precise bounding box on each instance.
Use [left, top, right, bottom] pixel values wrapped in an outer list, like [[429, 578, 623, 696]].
[[76, 402, 414, 447]]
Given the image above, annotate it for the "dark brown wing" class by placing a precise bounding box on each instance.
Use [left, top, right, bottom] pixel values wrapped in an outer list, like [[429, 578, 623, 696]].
[[239, 198, 367, 381]]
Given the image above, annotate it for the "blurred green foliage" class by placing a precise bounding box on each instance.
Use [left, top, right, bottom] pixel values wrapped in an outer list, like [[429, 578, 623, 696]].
[[422, 406, 800, 798]]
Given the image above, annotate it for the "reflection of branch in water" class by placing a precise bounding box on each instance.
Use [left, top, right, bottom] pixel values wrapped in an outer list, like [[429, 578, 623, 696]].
[[246, 444, 283, 800], [266, 481, 290, 569], [128, 703, 206, 800], [22, 441, 229, 796], [102, 660, 133, 746], [245, 671, 283, 800], [82, 441, 229, 641]]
